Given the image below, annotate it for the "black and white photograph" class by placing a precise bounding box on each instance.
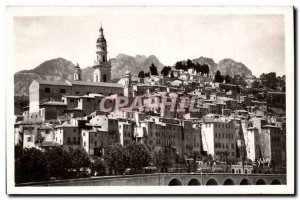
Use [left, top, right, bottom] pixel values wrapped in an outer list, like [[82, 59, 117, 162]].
[[5, 6, 295, 195]]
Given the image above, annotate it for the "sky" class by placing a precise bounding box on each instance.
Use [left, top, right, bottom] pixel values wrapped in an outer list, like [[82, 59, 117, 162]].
[[13, 14, 285, 76]]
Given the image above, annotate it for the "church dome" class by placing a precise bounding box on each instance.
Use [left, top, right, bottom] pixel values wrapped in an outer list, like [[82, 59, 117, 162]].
[[97, 37, 106, 43]]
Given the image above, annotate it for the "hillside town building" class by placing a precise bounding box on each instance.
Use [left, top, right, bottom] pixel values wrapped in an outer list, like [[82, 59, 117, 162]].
[[15, 24, 287, 175]]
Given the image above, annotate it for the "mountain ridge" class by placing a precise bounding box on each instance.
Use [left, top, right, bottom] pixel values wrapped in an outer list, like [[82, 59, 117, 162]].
[[14, 55, 252, 97]]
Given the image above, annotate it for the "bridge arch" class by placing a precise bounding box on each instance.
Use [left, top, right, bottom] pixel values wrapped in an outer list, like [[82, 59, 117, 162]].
[[240, 178, 251, 185], [168, 178, 183, 186], [187, 178, 201, 186], [271, 179, 281, 185], [223, 178, 235, 185], [206, 178, 219, 185], [256, 179, 267, 185]]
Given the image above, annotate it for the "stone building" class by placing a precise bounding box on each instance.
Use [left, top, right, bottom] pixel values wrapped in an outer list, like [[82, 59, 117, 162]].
[[201, 119, 236, 163], [260, 125, 283, 169], [26, 25, 124, 120], [244, 127, 260, 162]]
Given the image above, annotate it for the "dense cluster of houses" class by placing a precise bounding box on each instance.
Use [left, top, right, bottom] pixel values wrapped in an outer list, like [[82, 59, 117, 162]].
[[14, 25, 286, 174]]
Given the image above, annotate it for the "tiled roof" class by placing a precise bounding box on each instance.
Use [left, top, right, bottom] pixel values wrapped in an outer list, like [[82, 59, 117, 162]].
[[35, 79, 71, 86], [40, 101, 66, 106], [66, 80, 124, 88]]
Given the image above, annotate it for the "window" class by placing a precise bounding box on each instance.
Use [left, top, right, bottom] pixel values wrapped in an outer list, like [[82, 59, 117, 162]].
[[83, 132, 85, 136], [73, 137, 76, 143], [45, 88, 50, 93], [87, 98, 91, 102], [103, 75, 107, 82], [231, 143, 234, 149], [27, 137, 32, 142], [84, 141, 86, 147], [76, 91, 80, 95], [67, 137, 71, 144], [74, 129, 77, 133], [70, 99, 74, 103], [95, 141, 98, 147], [60, 89, 66, 93]]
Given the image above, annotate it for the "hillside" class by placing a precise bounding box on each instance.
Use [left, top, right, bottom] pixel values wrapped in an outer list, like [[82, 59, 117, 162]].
[[14, 55, 165, 96]]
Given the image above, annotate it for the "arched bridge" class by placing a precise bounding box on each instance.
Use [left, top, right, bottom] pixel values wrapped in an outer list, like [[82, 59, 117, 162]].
[[17, 173, 286, 186]]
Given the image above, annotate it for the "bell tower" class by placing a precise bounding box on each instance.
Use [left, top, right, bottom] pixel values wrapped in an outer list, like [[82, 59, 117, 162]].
[[93, 24, 111, 82], [74, 63, 82, 81]]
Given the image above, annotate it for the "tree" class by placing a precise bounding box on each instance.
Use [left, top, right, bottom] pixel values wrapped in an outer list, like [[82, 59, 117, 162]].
[[225, 75, 231, 84], [104, 144, 130, 175], [186, 59, 193, 70], [170, 71, 174, 78], [125, 142, 151, 173], [91, 157, 107, 176], [70, 147, 91, 174], [138, 71, 145, 78], [161, 66, 172, 77], [192, 150, 201, 171], [175, 61, 185, 70], [45, 146, 72, 179], [149, 63, 158, 76], [15, 148, 48, 183], [144, 72, 150, 77], [202, 154, 214, 170], [214, 70, 224, 83], [252, 80, 260, 88], [15, 144, 23, 160], [260, 72, 278, 90]]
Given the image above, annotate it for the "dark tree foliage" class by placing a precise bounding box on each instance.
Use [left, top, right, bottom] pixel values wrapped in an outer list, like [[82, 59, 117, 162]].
[[15, 148, 48, 183], [175, 61, 186, 71], [225, 75, 231, 84], [192, 150, 201, 169], [161, 66, 172, 77], [252, 80, 261, 88], [125, 142, 151, 172], [144, 72, 150, 77], [175, 60, 209, 74], [149, 63, 158, 76], [170, 71, 174, 78], [15, 144, 23, 160], [91, 157, 107, 176], [214, 70, 224, 83], [202, 154, 214, 170], [186, 59, 194, 69], [104, 144, 130, 174], [70, 147, 91, 173], [260, 72, 285, 90], [45, 146, 72, 179], [14, 96, 29, 115], [231, 74, 247, 87], [138, 70, 145, 78]]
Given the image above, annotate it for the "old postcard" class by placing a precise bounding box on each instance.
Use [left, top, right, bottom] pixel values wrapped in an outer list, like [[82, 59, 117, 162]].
[[6, 6, 294, 195]]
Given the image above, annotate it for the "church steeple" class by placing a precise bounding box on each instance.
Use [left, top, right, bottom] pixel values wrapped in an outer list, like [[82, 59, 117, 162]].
[[96, 25, 107, 64], [93, 23, 111, 83], [74, 63, 82, 81]]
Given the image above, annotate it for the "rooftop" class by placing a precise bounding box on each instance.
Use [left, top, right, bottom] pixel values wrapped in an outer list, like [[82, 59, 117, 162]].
[[40, 101, 66, 106], [35, 79, 71, 86], [67, 80, 124, 88]]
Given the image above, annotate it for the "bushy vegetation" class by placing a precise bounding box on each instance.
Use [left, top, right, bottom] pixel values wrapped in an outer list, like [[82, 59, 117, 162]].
[[15, 142, 153, 183]]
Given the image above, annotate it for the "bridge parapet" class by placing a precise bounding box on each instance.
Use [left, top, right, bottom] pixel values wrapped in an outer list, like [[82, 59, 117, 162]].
[[16, 173, 286, 186]]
